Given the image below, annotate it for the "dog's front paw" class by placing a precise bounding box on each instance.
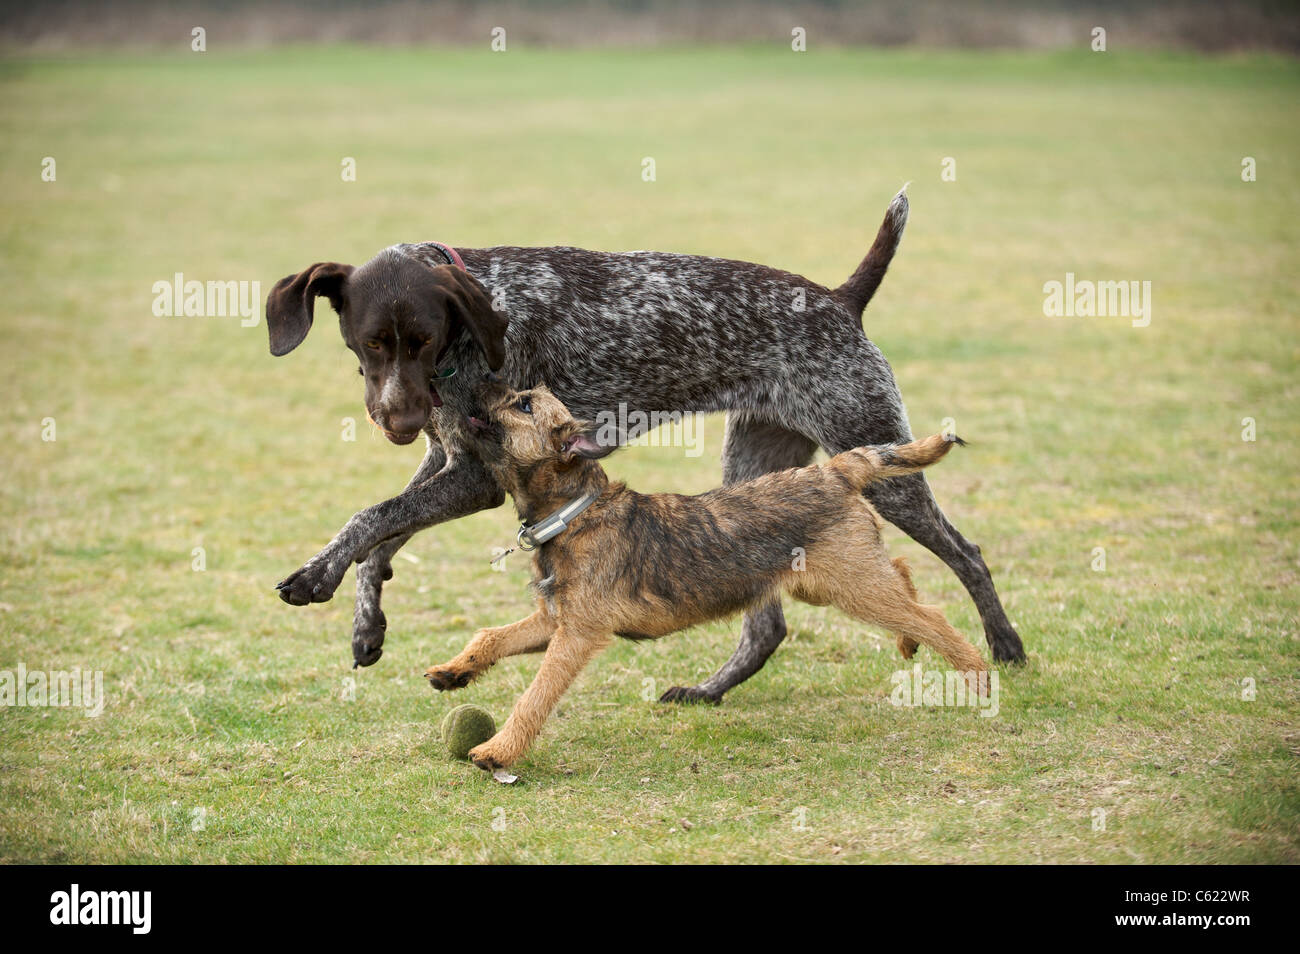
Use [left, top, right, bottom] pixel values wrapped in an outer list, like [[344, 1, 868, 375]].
[[659, 685, 722, 706], [352, 607, 386, 668], [275, 554, 345, 606], [424, 663, 476, 691], [469, 737, 515, 772]]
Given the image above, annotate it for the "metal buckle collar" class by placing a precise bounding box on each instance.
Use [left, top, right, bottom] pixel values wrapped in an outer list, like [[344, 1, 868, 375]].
[[516, 492, 601, 551]]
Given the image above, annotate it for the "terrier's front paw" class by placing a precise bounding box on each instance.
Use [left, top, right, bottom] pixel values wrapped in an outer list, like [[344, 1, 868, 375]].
[[424, 663, 475, 691], [468, 738, 513, 771]]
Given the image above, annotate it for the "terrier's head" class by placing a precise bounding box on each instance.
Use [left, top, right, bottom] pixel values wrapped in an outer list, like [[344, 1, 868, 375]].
[[464, 379, 617, 502]]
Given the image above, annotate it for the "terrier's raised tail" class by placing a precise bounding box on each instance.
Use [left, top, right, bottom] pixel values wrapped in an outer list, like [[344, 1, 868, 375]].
[[831, 432, 964, 491]]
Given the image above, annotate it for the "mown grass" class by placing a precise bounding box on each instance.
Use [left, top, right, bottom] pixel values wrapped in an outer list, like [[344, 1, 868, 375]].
[[0, 45, 1296, 863]]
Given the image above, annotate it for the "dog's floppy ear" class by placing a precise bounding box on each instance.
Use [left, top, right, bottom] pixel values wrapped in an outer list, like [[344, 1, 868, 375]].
[[436, 266, 508, 371], [265, 262, 354, 356], [556, 420, 619, 461]]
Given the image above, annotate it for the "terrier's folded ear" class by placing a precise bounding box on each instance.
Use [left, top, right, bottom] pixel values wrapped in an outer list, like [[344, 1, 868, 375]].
[[557, 420, 620, 461]]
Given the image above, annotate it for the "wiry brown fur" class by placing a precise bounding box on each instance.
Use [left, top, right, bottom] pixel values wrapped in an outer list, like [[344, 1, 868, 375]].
[[426, 383, 987, 771]]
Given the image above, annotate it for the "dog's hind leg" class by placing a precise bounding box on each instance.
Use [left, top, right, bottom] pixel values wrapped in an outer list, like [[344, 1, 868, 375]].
[[806, 384, 1024, 664], [852, 595, 988, 695], [660, 413, 817, 705], [890, 557, 922, 659], [865, 472, 1026, 664], [796, 529, 988, 692]]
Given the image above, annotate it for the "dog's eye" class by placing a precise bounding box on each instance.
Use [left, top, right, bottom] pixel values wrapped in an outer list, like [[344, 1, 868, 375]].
[[517, 397, 532, 414], [364, 339, 382, 351]]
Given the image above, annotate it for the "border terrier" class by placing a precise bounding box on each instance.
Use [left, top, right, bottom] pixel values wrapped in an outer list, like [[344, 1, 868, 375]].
[[425, 381, 988, 771]]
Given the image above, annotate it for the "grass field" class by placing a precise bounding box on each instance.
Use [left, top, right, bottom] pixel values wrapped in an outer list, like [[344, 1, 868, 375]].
[[0, 45, 1297, 864]]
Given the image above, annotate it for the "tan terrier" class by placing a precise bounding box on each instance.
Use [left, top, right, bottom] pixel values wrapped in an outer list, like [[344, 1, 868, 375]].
[[426, 381, 988, 772]]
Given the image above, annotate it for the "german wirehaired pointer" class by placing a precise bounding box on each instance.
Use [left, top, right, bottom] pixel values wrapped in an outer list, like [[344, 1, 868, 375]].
[[264, 189, 1026, 703], [424, 380, 988, 770]]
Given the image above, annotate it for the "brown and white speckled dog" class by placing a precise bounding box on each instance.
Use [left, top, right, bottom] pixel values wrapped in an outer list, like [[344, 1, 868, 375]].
[[424, 381, 988, 771]]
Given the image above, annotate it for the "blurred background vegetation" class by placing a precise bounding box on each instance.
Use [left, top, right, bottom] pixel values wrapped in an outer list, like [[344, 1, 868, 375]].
[[2, 0, 1298, 53]]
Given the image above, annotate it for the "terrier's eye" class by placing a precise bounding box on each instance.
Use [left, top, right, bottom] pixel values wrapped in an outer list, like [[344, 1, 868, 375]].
[[364, 339, 382, 351], [517, 397, 532, 414]]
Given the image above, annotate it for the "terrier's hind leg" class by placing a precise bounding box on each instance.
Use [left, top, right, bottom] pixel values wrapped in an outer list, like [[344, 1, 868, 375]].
[[871, 601, 988, 688], [815, 403, 1026, 664], [801, 528, 988, 691], [866, 473, 1025, 664], [891, 556, 921, 659]]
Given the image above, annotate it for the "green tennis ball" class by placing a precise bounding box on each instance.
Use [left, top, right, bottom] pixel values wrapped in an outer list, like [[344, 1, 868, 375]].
[[440, 704, 496, 760]]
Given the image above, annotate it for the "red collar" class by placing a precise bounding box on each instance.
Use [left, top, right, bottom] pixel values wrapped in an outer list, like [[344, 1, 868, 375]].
[[428, 241, 466, 271]]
